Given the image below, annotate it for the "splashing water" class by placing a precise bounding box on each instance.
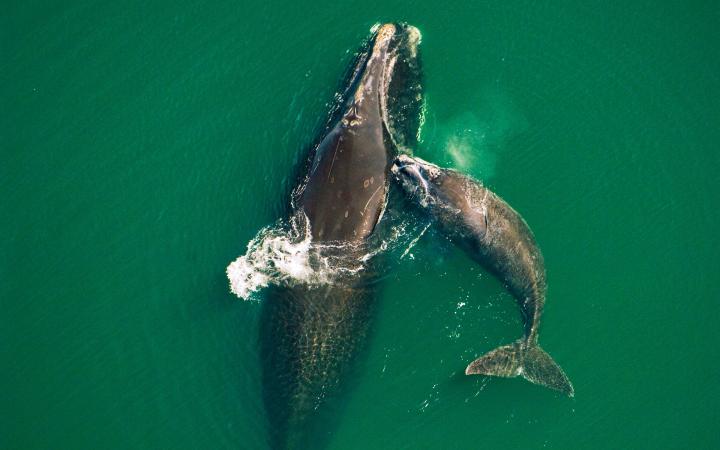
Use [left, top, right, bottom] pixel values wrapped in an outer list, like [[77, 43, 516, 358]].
[[226, 223, 313, 300], [225, 214, 363, 300], [226, 207, 431, 301]]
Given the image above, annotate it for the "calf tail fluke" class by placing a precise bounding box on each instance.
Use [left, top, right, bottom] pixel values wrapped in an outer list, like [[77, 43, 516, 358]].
[[465, 341, 574, 397]]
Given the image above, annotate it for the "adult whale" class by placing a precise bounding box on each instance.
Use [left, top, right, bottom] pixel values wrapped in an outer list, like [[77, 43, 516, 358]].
[[392, 155, 574, 396], [259, 24, 423, 450]]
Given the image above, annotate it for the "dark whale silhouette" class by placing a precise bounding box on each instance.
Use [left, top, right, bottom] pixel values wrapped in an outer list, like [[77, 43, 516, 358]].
[[259, 24, 423, 449], [392, 155, 574, 397]]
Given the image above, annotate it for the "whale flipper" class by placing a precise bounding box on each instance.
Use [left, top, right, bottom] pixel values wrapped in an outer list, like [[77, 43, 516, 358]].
[[465, 341, 574, 397]]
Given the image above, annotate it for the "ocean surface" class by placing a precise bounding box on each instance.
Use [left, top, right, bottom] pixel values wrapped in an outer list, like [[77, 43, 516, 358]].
[[3, 1, 719, 448]]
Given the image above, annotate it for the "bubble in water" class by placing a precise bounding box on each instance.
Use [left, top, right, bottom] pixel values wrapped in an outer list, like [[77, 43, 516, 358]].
[[429, 86, 528, 180]]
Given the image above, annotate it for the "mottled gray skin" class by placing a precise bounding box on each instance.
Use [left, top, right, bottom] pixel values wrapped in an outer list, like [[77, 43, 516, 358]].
[[260, 24, 423, 450], [392, 155, 573, 396], [393, 155, 544, 340]]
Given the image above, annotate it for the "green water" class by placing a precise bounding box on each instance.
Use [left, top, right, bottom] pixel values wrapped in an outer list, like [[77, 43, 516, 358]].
[[3, 1, 719, 448]]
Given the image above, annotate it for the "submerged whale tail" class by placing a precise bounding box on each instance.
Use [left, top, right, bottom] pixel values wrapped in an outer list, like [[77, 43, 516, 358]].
[[465, 341, 574, 397]]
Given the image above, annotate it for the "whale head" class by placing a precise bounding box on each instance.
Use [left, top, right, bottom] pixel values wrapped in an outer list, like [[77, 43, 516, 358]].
[[392, 154, 444, 206], [338, 23, 424, 153], [297, 24, 424, 243]]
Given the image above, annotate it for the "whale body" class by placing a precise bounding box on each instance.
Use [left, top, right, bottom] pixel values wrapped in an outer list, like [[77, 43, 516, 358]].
[[392, 154, 574, 397], [259, 24, 423, 449]]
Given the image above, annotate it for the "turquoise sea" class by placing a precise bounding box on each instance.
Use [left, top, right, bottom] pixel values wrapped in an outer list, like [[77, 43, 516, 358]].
[[3, 1, 719, 448]]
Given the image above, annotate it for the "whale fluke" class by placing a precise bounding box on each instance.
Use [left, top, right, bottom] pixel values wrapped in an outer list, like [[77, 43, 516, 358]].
[[465, 341, 574, 397]]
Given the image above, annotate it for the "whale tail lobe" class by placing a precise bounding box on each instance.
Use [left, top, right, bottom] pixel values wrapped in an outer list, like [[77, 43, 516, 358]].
[[465, 341, 574, 397]]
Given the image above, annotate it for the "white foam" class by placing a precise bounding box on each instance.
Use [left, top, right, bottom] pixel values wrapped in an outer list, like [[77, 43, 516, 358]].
[[226, 208, 432, 301], [226, 224, 313, 300], [226, 217, 366, 301]]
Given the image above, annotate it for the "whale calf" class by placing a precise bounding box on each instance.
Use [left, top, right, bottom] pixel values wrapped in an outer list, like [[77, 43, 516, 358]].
[[392, 154, 574, 396], [260, 24, 423, 449]]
